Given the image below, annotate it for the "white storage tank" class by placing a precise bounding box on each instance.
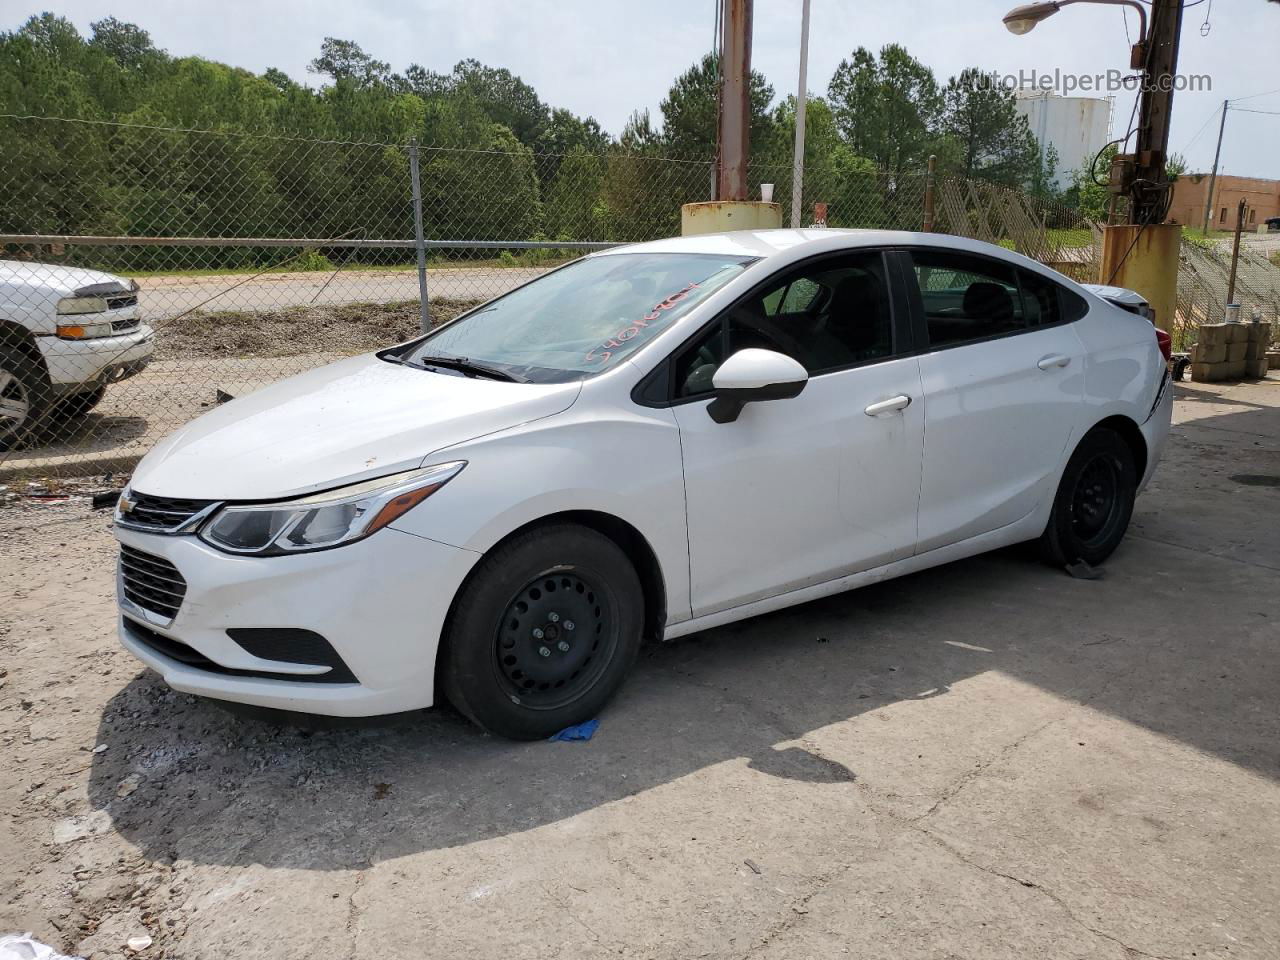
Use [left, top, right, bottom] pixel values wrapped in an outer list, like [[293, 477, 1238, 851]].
[[1014, 91, 1113, 191]]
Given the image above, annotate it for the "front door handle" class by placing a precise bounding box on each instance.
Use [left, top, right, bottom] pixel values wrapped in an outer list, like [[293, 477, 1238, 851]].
[[864, 394, 912, 417], [1037, 354, 1071, 370]]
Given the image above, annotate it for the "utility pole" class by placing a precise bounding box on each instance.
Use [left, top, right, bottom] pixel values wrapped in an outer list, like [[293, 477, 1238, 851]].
[[717, 0, 752, 202], [789, 0, 811, 228], [1123, 0, 1185, 224], [1201, 99, 1229, 235]]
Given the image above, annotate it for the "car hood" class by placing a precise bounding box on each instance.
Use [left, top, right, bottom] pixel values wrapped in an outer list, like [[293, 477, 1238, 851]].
[[0, 260, 131, 296], [130, 353, 582, 500]]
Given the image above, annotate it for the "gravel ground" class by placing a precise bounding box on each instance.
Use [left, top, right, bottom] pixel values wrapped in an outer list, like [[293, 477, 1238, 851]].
[[1, 377, 1279, 959]]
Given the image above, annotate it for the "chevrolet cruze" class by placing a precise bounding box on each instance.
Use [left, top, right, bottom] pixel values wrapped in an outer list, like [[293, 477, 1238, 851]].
[[113, 229, 1173, 739]]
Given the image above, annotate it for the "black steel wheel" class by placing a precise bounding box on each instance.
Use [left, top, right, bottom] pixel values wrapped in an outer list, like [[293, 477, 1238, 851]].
[[442, 523, 644, 740], [494, 570, 615, 711], [1040, 427, 1137, 568]]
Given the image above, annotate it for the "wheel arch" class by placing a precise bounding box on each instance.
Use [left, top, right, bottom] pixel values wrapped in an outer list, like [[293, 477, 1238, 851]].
[[0, 319, 49, 375], [1087, 414, 1147, 480]]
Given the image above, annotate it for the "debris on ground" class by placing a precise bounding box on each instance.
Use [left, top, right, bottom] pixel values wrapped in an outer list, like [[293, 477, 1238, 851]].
[[549, 718, 599, 742], [0, 934, 82, 960], [1065, 560, 1106, 580]]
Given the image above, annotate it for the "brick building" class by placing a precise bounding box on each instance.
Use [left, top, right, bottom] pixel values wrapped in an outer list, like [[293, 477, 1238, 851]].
[[1167, 174, 1280, 230]]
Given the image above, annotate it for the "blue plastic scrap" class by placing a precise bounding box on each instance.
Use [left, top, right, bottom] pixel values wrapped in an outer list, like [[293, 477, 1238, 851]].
[[548, 717, 600, 742]]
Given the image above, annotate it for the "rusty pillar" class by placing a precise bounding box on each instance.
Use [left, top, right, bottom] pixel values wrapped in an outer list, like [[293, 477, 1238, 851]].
[[717, 0, 752, 202]]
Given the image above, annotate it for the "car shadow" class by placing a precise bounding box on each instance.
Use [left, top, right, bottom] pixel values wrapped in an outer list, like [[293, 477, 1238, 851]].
[[86, 523, 1280, 870]]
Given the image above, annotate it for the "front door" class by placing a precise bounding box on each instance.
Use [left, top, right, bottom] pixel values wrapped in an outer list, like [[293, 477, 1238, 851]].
[[668, 250, 925, 617]]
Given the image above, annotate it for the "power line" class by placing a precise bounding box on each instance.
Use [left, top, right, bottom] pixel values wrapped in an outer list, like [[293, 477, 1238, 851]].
[[1230, 86, 1280, 104]]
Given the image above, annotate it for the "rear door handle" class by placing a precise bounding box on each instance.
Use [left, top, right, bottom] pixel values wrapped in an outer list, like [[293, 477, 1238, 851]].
[[864, 395, 912, 417], [1037, 354, 1071, 370]]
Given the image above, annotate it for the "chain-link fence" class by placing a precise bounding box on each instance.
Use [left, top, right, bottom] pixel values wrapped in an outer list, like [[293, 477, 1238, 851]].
[[1, 115, 1108, 481]]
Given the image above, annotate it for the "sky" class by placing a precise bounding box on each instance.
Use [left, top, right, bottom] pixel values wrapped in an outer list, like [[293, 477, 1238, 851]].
[[5, 0, 1278, 179]]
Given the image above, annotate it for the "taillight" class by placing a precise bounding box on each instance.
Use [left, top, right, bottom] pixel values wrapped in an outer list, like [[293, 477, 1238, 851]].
[[1155, 327, 1172, 363]]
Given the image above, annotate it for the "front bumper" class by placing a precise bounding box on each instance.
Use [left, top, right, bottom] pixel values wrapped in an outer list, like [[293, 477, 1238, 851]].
[[113, 524, 480, 716], [38, 322, 156, 392]]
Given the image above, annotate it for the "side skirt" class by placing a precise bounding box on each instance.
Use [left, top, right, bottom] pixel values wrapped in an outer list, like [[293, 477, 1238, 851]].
[[662, 515, 1041, 642]]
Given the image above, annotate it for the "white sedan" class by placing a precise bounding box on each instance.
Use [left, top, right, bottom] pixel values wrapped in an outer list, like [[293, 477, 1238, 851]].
[[113, 229, 1172, 739]]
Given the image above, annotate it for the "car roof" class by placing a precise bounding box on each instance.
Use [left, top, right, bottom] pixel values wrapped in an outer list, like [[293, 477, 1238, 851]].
[[595, 228, 1029, 261]]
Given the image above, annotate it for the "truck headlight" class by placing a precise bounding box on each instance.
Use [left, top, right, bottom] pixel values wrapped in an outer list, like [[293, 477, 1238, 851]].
[[55, 320, 115, 339], [198, 462, 465, 555], [56, 296, 110, 316]]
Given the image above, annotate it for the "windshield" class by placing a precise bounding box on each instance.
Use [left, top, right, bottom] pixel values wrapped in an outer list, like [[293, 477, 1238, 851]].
[[395, 252, 755, 383]]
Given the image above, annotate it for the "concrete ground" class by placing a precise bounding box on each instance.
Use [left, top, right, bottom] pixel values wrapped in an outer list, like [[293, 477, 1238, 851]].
[[1, 376, 1278, 959]]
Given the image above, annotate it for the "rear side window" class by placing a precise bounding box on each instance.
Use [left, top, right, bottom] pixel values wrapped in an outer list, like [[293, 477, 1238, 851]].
[[908, 251, 1078, 348], [1017, 269, 1063, 327], [909, 250, 1024, 347]]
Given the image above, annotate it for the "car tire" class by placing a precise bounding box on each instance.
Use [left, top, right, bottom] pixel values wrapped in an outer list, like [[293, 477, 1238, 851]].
[[441, 523, 644, 740], [52, 385, 106, 421], [0, 349, 51, 451], [1039, 427, 1137, 568]]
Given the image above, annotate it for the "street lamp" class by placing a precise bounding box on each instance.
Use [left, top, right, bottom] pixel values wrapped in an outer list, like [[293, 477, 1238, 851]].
[[1003, 0, 1148, 67]]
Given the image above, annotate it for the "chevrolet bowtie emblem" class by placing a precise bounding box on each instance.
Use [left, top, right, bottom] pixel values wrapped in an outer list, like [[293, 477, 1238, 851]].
[[118, 495, 136, 514]]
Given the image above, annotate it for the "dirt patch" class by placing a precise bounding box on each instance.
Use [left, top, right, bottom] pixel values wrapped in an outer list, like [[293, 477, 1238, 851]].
[[153, 298, 483, 361]]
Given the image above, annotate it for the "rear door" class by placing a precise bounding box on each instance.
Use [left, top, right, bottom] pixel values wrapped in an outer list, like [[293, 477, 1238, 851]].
[[896, 248, 1086, 554]]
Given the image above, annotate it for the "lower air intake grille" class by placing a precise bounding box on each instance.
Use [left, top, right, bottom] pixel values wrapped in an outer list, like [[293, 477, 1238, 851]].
[[120, 546, 187, 620]]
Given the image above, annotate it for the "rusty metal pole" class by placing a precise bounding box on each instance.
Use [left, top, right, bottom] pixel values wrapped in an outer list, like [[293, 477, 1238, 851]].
[[1227, 198, 1246, 306], [717, 0, 752, 202], [1129, 0, 1184, 225], [922, 155, 937, 232]]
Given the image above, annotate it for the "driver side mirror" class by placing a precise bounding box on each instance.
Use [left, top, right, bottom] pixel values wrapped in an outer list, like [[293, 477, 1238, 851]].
[[707, 348, 809, 424]]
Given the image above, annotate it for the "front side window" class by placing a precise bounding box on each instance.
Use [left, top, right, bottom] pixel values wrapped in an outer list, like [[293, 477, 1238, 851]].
[[674, 252, 895, 397], [397, 252, 754, 383]]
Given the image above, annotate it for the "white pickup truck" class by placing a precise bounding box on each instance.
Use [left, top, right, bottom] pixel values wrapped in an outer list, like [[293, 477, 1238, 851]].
[[0, 260, 155, 448]]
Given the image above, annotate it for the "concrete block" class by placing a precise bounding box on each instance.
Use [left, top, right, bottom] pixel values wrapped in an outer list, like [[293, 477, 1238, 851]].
[[1246, 341, 1266, 361], [1246, 322, 1268, 343], [1267, 351, 1280, 367], [1193, 342, 1227, 364], [1226, 323, 1250, 344], [1191, 361, 1228, 382], [1199, 324, 1230, 347], [1245, 358, 1269, 379], [1227, 341, 1249, 362], [1226, 358, 1248, 379]]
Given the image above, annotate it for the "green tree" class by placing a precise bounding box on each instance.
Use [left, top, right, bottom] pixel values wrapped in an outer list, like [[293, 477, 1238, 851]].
[[828, 44, 942, 177], [659, 53, 775, 160], [941, 68, 1040, 186], [308, 38, 390, 88], [545, 145, 605, 240]]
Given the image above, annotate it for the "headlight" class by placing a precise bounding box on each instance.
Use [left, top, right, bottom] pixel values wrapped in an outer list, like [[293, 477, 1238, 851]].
[[57, 296, 109, 315], [199, 461, 465, 555], [56, 320, 115, 339]]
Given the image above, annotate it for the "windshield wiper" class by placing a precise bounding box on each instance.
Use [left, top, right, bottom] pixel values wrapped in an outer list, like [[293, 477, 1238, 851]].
[[414, 355, 519, 382]]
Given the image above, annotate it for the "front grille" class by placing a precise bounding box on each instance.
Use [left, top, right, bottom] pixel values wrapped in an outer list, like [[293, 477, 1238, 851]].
[[110, 317, 141, 334], [106, 293, 138, 310], [123, 492, 215, 531], [120, 546, 187, 621]]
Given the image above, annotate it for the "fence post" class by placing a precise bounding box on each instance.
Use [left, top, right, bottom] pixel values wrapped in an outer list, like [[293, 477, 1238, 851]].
[[408, 139, 430, 334], [922, 155, 937, 232]]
